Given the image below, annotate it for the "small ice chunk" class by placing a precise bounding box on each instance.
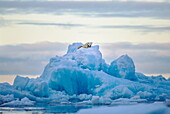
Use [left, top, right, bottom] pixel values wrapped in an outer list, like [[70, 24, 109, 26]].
[[1, 97, 35, 106], [14, 75, 29, 90]]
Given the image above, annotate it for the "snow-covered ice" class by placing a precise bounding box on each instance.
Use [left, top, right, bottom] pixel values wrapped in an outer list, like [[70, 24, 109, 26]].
[[78, 102, 170, 114], [1, 97, 35, 107], [0, 43, 170, 107]]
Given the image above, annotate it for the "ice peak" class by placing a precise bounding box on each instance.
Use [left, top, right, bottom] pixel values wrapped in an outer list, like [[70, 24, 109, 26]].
[[67, 42, 83, 53], [108, 54, 137, 81], [40, 42, 103, 80], [118, 54, 131, 60]]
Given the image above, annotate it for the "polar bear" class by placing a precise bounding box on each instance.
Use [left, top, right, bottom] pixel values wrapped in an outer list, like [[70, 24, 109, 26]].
[[77, 42, 93, 49]]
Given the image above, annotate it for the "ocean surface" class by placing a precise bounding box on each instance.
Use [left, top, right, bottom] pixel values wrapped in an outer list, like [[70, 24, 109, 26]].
[[0, 102, 170, 114], [0, 104, 93, 114]]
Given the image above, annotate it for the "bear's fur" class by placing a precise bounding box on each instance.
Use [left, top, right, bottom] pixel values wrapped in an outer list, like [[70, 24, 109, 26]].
[[77, 42, 93, 49]]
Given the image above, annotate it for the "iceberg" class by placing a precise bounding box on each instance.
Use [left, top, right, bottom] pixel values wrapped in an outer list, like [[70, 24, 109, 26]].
[[108, 54, 137, 81], [0, 42, 170, 106]]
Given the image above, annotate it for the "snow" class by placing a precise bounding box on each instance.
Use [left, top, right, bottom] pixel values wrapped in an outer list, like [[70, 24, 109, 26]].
[[91, 96, 112, 105], [0, 94, 14, 105], [78, 102, 170, 114], [0, 42, 170, 107], [67, 42, 83, 54], [0, 97, 35, 107], [109, 86, 134, 99], [111, 97, 147, 105]]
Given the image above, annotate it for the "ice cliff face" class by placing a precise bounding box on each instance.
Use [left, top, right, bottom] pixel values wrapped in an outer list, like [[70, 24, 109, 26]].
[[108, 54, 137, 81], [0, 43, 170, 106]]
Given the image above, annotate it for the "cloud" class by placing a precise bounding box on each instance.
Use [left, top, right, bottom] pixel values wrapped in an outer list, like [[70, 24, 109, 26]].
[[0, 17, 10, 27], [0, 42, 170, 75], [0, 42, 68, 75], [17, 20, 170, 32], [99, 25, 170, 32], [99, 42, 170, 74], [18, 22, 85, 28], [0, 1, 170, 19], [0, 0, 169, 2], [2, 19, 170, 32], [1, 1, 170, 33], [100, 42, 170, 50]]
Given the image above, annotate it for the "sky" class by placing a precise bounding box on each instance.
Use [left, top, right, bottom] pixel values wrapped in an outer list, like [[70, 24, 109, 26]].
[[0, 0, 170, 83]]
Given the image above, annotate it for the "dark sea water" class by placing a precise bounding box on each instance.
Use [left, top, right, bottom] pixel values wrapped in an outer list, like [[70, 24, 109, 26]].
[[1, 103, 170, 114], [0, 104, 93, 114]]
